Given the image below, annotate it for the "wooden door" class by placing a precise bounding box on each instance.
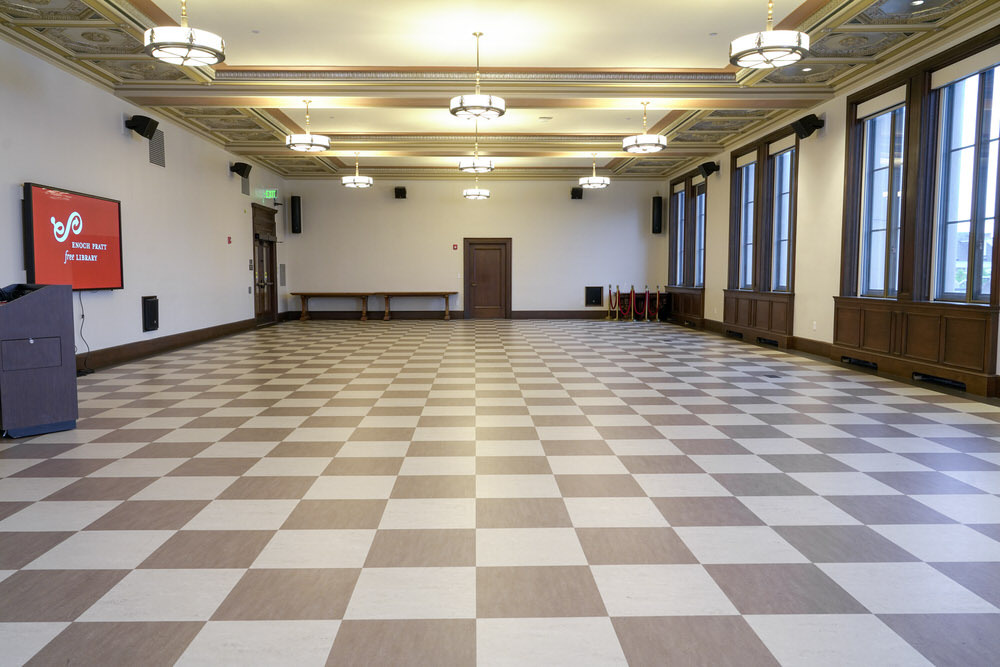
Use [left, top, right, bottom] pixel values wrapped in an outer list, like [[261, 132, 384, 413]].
[[252, 203, 278, 325], [464, 238, 511, 319]]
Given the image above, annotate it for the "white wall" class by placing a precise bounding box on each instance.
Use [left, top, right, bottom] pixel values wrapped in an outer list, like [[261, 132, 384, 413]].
[[0, 38, 287, 352], [281, 179, 668, 314]]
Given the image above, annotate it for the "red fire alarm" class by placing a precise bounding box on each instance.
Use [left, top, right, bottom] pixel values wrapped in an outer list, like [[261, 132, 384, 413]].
[[227, 236, 232, 244], [453, 244, 458, 250]]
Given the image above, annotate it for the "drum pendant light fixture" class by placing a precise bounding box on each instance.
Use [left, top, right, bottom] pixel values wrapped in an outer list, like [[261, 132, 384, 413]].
[[342, 152, 373, 188], [144, 0, 225, 66], [458, 120, 495, 173], [579, 153, 610, 189], [450, 32, 506, 120], [463, 176, 490, 200], [729, 0, 810, 69], [622, 102, 667, 154], [285, 100, 331, 153]]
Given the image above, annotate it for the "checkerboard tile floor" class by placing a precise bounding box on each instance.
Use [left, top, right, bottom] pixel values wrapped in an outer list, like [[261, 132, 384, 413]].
[[2, 319, 1000, 665]]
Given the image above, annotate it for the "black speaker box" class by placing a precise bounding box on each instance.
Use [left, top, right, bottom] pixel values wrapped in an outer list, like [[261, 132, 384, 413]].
[[791, 113, 825, 139], [697, 161, 720, 179], [571, 187, 583, 200], [230, 162, 252, 179], [290, 195, 302, 234], [394, 187, 407, 199], [125, 115, 159, 139], [652, 196, 663, 234], [141, 295, 158, 332]]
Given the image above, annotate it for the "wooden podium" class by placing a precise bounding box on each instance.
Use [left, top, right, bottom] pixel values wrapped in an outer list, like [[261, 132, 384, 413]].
[[0, 284, 78, 438]]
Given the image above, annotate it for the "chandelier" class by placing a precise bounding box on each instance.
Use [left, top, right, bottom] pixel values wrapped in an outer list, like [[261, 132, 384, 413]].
[[463, 176, 490, 200], [579, 153, 610, 189], [450, 32, 506, 120], [144, 0, 225, 67], [622, 102, 667, 154], [285, 100, 330, 152], [730, 0, 810, 69], [342, 153, 373, 188], [459, 120, 494, 173]]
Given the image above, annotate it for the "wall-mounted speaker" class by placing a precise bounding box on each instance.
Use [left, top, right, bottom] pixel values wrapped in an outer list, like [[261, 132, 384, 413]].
[[394, 187, 407, 199], [652, 195, 663, 234], [290, 195, 302, 234], [125, 115, 159, 139], [230, 162, 252, 179], [697, 161, 720, 179], [791, 113, 825, 139], [141, 295, 159, 332], [571, 187, 584, 200]]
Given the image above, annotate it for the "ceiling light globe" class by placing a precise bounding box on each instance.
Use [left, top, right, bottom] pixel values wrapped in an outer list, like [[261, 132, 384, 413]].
[[579, 176, 611, 189], [285, 133, 330, 152], [144, 26, 225, 66], [458, 157, 495, 173], [729, 30, 810, 69], [450, 94, 506, 120], [342, 175, 374, 188], [462, 187, 490, 200], [622, 134, 668, 153]]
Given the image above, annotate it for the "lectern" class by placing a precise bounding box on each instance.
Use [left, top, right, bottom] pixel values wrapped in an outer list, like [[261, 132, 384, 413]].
[[0, 284, 78, 437]]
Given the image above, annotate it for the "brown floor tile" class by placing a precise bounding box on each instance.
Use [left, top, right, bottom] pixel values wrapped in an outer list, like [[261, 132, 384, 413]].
[[651, 497, 764, 526], [326, 619, 475, 667], [0, 532, 74, 569], [75, 418, 140, 430], [706, 564, 867, 614], [931, 562, 1000, 608], [391, 475, 475, 498], [11, 459, 111, 477], [476, 498, 572, 528], [301, 416, 365, 428], [219, 476, 316, 499], [349, 427, 415, 441], [971, 524, 1000, 541], [139, 530, 274, 568], [827, 495, 957, 524], [212, 568, 360, 620], [221, 427, 295, 442], [26, 621, 204, 666], [555, 475, 645, 497], [126, 442, 212, 458], [542, 441, 615, 456], [259, 407, 321, 417], [324, 457, 404, 476], [774, 525, 920, 563], [282, 499, 387, 529], [180, 416, 250, 429], [364, 529, 475, 567], [930, 437, 1000, 453], [417, 416, 476, 427], [577, 527, 698, 564], [474, 405, 529, 415], [759, 454, 856, 473], [168, 458, 258, 476], [879, 614, 1000, 667], [0, 501, 31, 521], [531, 415, 592, 427], [94, 429, 173, 443], [0, 569, 127, 621], [620, 455, 704, 474], [596, 426, 663, 440], [800, 438, 885, 454], [612, 616, 779, 667], [867, 471, 986, 494], [477, 566, 607, 617], [644, 414, 712, 426], [407, 442, 476, 457], [44, 477, 156, 501], [476, 456, 552, 475], [85, 500, 209, 530], [267, 442, 343, 457], [369, 407, 424, 417], [477, 427, 539, 441], [712, 473, 815, 496], [671, 439, 752, 455]]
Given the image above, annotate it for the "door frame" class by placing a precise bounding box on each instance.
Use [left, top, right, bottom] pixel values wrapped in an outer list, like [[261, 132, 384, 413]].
[[252, 203, 279, 326], [463, 237, 512, 319]]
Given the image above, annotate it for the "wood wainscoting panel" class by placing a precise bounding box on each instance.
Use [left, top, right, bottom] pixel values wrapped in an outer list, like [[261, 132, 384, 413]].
[[901, 313, 942, 363], [834, 304, 861, 347], [664, 287, 704, 327], [861, 308, 892, 354], [942, 316, 990, 371], [723, 291, 794, 347]]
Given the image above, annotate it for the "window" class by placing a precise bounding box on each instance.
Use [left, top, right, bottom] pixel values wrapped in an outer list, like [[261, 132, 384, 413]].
[[673, 190, 685, 285], [771, 148, 795, 291], [859, 106, 906, 297], [694, 182, 706, 287], [737, 161, 756, 289], [934, 65, 1000, 302]]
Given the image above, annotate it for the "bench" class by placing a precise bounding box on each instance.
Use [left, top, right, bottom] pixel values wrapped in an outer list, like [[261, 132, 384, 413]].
[[291, 291, 458, 321]]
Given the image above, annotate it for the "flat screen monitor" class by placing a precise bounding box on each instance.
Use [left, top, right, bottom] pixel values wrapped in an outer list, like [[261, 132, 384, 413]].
[[22, 183, 124, 291]]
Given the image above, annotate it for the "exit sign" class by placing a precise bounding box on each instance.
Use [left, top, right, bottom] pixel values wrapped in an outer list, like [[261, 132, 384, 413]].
[[263, 189, 278, 199]]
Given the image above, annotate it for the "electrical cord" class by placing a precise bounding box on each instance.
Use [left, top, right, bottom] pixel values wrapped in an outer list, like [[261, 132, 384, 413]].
[[77, 290, 94, 376]]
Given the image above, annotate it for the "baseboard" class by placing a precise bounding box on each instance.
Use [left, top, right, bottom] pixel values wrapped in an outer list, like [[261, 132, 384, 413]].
[[511, 310, 607, 319], [76, 318, 256, 371], [791, 336, 833, 358], [290, 310, 452, 321]]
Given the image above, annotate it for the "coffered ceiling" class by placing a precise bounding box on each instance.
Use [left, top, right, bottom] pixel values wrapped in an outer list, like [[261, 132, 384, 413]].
[[1, 0, 996, 180]]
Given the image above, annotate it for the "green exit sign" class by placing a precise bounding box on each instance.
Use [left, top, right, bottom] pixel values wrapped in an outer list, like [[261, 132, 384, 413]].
[[263, 189, 278, 199]]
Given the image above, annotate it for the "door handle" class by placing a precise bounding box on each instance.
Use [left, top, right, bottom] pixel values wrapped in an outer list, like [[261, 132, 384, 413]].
[[471, 283, 477, 286]]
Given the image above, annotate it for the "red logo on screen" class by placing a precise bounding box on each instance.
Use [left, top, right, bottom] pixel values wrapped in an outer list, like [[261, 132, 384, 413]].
[[27, 185, 123, 290]]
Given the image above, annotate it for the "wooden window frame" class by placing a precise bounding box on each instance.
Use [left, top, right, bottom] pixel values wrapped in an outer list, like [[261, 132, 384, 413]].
[[668, 168, 709, 288]]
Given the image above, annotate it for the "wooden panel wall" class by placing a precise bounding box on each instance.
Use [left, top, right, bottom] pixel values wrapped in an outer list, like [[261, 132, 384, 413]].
[[723, 291, 795, 347]]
